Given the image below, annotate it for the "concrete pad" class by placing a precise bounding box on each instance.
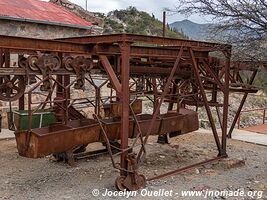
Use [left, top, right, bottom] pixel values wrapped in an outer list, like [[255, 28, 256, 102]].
[[243, 124, 267, 134], [196, 128, 267, 146], [232, 129, 267, 146], [0, 129, 15, 140]]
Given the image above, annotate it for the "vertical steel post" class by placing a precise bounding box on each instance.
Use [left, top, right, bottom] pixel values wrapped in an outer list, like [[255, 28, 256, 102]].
[[152, 78, 158, 114], [0, 48, 3, 67], [0, 49, 3, 95], [221, 50, 231, 156], [120, 42, 130, 175], [56, 75, 63, 97], [263, 110, 266, 124], [95, 87, 101, 116], [18, 55, 25, 110]]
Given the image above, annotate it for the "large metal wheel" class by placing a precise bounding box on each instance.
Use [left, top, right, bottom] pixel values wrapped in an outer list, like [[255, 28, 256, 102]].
[[115, 176, 127, 191], [0, 75, 25, 101], [27, 55, 39, 71], [63, 56, 74, 71]]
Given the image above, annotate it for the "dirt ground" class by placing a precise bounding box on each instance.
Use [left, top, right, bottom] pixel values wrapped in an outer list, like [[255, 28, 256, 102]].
[[0, 132, 266, 200]]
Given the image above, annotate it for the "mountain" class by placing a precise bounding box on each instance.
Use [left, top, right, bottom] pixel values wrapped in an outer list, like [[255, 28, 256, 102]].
[[170, 20, 214, 40]]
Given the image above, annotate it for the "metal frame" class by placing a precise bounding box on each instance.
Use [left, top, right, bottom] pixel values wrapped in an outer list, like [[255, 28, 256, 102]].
[[0, 33, 260, 190]]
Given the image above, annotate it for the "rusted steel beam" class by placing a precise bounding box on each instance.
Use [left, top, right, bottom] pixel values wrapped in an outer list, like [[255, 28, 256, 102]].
[[147, 156, 224, 181], [202, 61, 224, 91], [216, 107, 223, 130], [95, 45, 209, 58], [0, 35, 90, 53], [204, 85, 258, 93], [99, 55, 122, 94], [0, 35, 210, 59], [189, 48, 222, 155], [58, 34, 231, 50], [130, 66, 192, 78]]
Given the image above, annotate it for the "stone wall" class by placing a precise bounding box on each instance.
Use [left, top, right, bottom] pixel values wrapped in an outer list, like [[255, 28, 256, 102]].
[[0, 19, 98, 39]]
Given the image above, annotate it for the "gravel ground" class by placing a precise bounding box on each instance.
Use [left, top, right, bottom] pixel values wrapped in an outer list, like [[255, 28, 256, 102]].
[[0, 132, 266, 200]]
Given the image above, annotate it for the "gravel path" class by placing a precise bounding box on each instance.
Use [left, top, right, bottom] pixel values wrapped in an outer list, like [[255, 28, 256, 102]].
[[0, 132, 266, 200]]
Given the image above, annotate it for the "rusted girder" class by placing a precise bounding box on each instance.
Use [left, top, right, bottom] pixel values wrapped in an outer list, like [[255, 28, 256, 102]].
[[0, 35, 211, 60], [0, 35, 89, 53], [57, 33, 231, 51]]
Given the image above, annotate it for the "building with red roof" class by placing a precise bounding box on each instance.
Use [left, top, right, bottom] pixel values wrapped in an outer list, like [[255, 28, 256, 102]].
[[0, 0, 100, 39]]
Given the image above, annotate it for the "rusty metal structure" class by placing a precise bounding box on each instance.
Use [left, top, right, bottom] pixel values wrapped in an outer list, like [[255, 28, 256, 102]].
[[0, 33, 260, 190]]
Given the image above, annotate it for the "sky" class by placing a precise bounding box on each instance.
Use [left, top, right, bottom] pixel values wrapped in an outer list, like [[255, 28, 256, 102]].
[[66, 0, 210, 24]]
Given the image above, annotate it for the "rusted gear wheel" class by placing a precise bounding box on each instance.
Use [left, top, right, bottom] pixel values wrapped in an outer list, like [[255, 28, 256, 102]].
[[27, 55, 39, 71], [115, 176, 127, 191], [18, 56, 27, 68], [0, 75, 26, 101], [63, 56, 74, 71]]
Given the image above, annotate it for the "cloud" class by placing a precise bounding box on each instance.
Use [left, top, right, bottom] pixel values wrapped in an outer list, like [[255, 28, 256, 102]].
[[68, 0, 208, 23], [70, 0, 122, 13]]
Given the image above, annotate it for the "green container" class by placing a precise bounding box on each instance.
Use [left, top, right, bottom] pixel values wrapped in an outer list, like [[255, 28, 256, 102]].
[[10, 110, 56, 131]]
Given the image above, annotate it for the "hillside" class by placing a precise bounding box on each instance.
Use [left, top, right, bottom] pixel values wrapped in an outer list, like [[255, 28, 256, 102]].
[[170, 19, 213, 40], [50, 1, 185, 38], [103, 7, 185, 38]]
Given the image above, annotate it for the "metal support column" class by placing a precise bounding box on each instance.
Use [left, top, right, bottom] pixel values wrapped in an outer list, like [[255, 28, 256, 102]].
[[120, 42, 131, 175], [221, 51, 231, 156]]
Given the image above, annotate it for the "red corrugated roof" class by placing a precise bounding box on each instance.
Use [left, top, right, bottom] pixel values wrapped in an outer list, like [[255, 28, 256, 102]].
[[0, 0, 92, 27]]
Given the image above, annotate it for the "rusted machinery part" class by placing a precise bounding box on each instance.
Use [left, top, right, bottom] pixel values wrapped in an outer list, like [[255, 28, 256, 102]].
[[115, 176, 127, 191], [115, 173, 146, 191], [115, 154, 146, 191], [27, 55, 39, 71], [72, 56, 93, 71], [63, 56, 93, 72], [18, 56, 27, 68], [52, 150, 75, 167], [42, 55, 61, 71], [27, 54, 61, 72], [53, 144, 88, 162], [53, 142, 123, 165], [63, 56, 74, 71], [0, 75, 25, 101]]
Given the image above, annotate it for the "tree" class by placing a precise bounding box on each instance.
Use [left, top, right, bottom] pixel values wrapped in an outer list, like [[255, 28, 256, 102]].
[[171, 0, 267, 61]]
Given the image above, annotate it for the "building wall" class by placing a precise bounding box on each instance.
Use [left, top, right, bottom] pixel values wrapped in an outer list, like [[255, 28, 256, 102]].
[[0, 19, 95, 39]]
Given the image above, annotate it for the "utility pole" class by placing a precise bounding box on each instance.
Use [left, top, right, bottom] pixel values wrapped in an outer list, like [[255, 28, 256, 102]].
[[85, 0, 87, 11], [163, 11, 166, 37]]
